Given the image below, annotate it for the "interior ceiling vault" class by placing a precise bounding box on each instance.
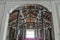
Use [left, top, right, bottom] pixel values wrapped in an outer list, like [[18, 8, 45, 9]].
[[9, 4, 52, 29]]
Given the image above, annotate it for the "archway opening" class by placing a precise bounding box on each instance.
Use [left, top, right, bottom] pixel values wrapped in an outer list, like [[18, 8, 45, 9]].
[[6, 4, 55, 40]]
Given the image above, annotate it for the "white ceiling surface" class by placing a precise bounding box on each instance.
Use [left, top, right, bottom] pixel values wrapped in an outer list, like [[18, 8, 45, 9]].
[[0, 0, 60, 3], [0, 0, 5, 3]]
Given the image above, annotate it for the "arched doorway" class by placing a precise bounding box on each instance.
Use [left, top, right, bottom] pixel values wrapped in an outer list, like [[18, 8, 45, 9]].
[[6, 4, 55, 40]]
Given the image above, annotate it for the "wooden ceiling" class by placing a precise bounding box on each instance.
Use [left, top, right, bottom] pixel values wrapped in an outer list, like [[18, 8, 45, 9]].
[[8, 4, 52, 29]]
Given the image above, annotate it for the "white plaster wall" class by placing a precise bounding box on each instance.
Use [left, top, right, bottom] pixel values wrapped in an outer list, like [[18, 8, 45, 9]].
[[51, 2, 60, 40], [0, 0, 60, 40], [54, 3, 60, 39], [0, 3, 5, 33]]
